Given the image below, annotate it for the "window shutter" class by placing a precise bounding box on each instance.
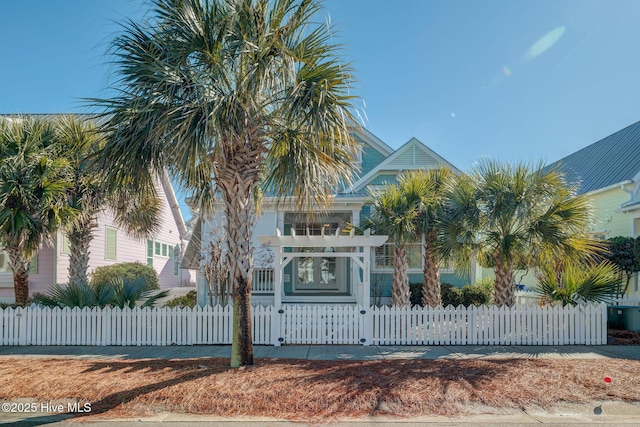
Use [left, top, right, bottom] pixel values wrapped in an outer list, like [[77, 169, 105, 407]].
[[29, 253, 38, 274], [173, 245, 179, 276], [61, 233, 70, 255], [0, 250, 10, 273], [106, 227, 117, 260]]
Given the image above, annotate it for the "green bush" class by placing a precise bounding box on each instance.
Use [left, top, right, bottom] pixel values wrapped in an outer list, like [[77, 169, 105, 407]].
[[164, 290, 197, 309], [31, 279, 168, 309], [461, 284, 491, 306], [409, 282, 422, 306], [90, 262, 159, 291], [441, 282, 492, 307], [441, 282, 463, 307]]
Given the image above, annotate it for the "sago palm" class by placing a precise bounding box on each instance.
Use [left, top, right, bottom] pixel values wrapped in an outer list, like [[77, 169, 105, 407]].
[[0, 116, 75, 305], [92, 0, 359, 366], [440, 160, 597, 307], [534, 260, 619, 307], [364, 184, 419, 307]]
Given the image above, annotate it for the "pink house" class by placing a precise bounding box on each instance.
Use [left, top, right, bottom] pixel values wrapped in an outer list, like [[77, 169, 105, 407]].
[[0, 173, 195, 304]]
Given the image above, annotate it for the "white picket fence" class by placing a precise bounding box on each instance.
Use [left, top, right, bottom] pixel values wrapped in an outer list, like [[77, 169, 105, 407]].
[[0, 303, 607, 346], [372, 304, 606, 345], [610, 295, 640, 306]]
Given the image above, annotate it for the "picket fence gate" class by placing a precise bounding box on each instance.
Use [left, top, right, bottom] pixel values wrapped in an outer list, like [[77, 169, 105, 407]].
[[0, 303, 607, 346]]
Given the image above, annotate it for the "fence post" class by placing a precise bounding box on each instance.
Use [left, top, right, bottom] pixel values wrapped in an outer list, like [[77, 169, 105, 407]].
[[18, 307, 27, 346], [361, 258, 373, 346], [272, 247, 283, 346]]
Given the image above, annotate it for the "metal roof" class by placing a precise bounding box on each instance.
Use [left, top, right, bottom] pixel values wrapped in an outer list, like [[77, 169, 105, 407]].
[[548, 121, 640, 194]]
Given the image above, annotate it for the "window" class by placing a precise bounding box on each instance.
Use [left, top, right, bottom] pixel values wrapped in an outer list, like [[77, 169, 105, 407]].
[[105, 226, 117, 260], [0, 250, 37, 274], [155, 241, 161, 256], [162, 243, 168, 257], [374, 243, 422, 270]]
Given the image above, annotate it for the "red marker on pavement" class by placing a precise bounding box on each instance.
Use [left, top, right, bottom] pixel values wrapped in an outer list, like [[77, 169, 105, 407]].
[[604, 376, 612, 383]]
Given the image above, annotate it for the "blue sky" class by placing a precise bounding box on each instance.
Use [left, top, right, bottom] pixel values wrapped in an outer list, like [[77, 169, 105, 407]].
[[2, 0, 640, 217]]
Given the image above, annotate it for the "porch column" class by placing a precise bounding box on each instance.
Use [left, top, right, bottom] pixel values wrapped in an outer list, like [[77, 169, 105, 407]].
[[362, 250, 373, 346], [272, 246, 282, 346]]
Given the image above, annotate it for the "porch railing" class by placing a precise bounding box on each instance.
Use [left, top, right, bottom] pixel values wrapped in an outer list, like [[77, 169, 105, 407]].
[[253, 268, 274, 294]]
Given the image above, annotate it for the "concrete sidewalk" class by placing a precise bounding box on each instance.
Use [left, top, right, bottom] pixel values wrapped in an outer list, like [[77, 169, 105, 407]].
[[0, 343, 639, 360]]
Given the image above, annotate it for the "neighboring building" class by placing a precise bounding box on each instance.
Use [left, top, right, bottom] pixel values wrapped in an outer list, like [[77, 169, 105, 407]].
[[0, 172, 195, 304], [548, 120, 640, 296], [186, 128, 467, 306]]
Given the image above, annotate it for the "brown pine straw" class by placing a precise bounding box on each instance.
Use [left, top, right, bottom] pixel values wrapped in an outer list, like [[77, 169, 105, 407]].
[[1, 356, 639, 423]]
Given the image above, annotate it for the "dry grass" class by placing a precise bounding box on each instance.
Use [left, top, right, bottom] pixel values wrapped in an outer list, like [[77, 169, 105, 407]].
[[1, 356, 639, 423]]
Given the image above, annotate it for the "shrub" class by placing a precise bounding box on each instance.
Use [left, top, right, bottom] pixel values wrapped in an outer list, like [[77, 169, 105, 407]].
[[409, 282, 422, 306], [461, 284, 491, 306], [90, 262, 159, 291], [441, 282, 463, 307], [164, 290, 197, 309], [31, 278, 169, 309], [440, 282, 492, 307]]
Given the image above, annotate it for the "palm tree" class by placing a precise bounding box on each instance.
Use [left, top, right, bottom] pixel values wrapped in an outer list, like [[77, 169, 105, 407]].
[[0, 116, 74, 305], [56, 115, 161, 287], [534, 260, 619, 307], [440, 160, 597, 307], [399, 168, 454, 307], [92, 0, 359, 366], [364, 184, 419, 307]]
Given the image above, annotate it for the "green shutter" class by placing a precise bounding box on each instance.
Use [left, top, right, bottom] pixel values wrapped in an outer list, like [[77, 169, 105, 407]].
[[173, 245, 179, 276], [106, 227, 117, 260], [61, 233, 70, 255], [29, 253, 38, 274], [0, 250, 9, 273]]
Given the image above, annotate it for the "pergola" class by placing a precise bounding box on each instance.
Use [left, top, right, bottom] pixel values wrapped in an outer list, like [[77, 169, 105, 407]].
[[257, 229, 387, 345]]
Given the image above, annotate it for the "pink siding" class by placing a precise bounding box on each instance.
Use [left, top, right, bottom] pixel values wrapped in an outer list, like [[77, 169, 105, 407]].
[[0, 244, 55, 303], [0, 180, 195, 303]]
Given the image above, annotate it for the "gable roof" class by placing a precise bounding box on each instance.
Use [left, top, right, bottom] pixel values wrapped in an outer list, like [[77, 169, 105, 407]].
[[347, 137, 459, 194], [548, 121, 640, 194]]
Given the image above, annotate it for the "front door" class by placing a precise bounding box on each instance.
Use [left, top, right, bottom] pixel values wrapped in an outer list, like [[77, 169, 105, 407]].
[[294, 248, 344, 292]]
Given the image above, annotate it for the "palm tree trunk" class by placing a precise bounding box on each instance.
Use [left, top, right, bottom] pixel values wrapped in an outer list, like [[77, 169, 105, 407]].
[[68, 215, 96, 286], [8, 248, 30, 306], [216, 141, 263, 367], [391, 245, 411, 307], [493, 252, 516, 307], [421, 231, 441, 307]]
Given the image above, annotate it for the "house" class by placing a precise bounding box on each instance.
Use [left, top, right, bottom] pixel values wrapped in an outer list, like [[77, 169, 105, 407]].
[[547, 120, 640, 297], [186, 128, 468, 307], [0, 164, 195, 304]]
